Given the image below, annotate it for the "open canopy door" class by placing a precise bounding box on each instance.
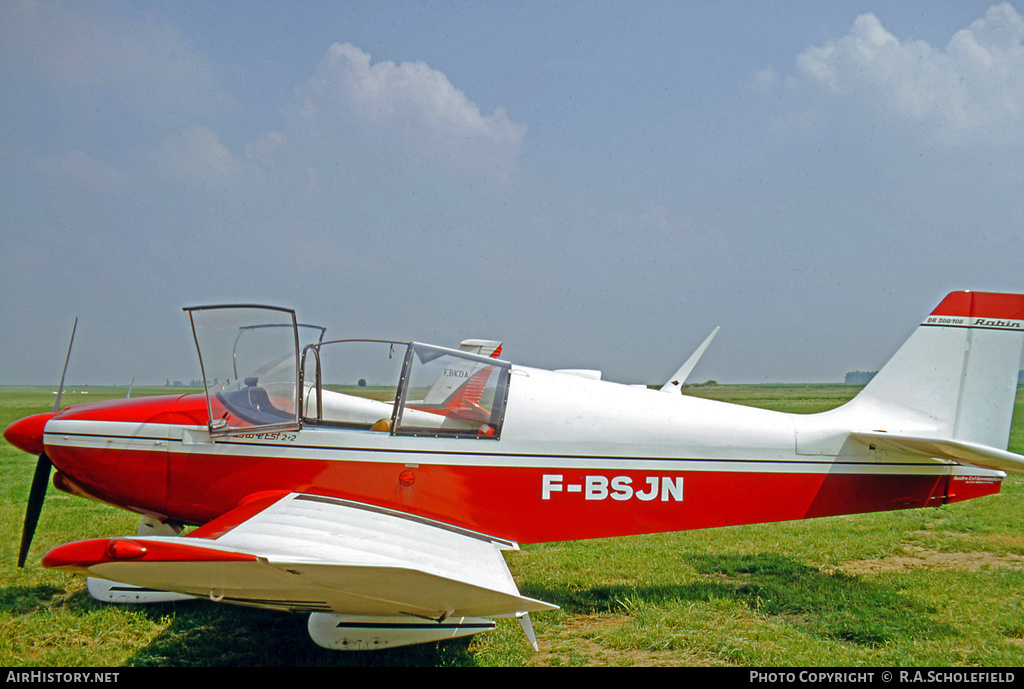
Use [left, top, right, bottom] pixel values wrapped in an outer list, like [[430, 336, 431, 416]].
[[184, 305, 318, 437]]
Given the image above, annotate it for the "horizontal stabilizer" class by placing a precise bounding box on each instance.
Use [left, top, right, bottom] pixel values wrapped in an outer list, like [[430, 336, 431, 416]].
[[851, 431, 1024, 475]]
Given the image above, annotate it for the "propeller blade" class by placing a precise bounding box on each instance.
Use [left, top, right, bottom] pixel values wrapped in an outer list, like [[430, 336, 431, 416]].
[[52, 317, 77, 413], [19, 319, 76, 567], [18, 452, 53, 568]]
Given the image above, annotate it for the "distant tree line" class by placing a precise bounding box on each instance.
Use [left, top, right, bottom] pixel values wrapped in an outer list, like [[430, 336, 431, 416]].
[[847, 370, 1024, 384], [844, 371, 877, 384]]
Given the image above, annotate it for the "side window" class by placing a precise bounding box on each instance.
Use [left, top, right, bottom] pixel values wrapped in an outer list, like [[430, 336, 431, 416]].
[[301, 340, 408, 430], [393, 343, 509, 439]]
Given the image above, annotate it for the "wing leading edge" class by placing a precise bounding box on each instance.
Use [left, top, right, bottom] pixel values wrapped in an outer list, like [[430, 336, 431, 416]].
[[42, 492, 556, 649]]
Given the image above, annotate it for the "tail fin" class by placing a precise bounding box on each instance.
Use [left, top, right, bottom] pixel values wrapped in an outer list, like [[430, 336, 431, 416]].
[[457, 339, 503, 358], [853, 291, 1024, 450]]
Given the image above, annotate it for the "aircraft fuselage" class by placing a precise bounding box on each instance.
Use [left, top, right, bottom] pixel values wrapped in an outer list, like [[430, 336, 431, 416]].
[[38, 365, 1002, 544]]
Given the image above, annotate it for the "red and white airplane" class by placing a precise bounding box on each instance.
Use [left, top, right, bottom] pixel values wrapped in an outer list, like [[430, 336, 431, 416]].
[[5, 291, 1024, 651]]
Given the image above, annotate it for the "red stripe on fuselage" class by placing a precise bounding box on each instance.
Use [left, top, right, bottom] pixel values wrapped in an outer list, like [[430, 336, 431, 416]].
[[161, 449, 996, 543]]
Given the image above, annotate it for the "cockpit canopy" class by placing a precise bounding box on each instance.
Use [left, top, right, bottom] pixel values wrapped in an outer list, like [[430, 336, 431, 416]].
[[185, 305, 510, 440]]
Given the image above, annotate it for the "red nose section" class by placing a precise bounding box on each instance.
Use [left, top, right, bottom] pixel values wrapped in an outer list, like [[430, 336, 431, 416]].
[[3, 412, 56, 456]]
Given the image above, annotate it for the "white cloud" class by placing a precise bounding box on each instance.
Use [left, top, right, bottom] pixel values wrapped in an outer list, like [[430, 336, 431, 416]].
[[291, 43, 526, 184], [795, 3, 1024, 145], [151, 126, 245, 187]]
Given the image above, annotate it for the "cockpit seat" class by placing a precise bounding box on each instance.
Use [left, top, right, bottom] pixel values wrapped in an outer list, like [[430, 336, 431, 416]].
[[247, 385, 273, 413]]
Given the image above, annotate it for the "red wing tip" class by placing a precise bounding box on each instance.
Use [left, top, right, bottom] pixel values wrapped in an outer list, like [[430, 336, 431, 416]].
[[42, 538, 258, 570]]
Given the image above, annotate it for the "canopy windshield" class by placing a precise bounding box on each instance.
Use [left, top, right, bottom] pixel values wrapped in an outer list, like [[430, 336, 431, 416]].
[[185, 305, 322, 436]]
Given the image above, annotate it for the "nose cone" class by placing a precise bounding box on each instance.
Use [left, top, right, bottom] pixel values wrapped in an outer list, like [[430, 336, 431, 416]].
[[3, 412, 56, 456]]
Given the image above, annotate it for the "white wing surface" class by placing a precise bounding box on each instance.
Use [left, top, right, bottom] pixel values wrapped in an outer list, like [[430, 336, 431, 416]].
[[43, 493, 556, 621]]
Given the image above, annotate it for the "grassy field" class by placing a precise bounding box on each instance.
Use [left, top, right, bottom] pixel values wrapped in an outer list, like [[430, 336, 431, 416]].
[[2, 384, 1023, 667]]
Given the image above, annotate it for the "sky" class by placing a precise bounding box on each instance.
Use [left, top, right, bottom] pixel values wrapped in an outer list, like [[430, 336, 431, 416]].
[[2, 0, 1023, 386]]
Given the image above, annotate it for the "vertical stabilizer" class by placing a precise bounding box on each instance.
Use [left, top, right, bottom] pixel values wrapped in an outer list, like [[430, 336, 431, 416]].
[[854, 291, 1024, 450]]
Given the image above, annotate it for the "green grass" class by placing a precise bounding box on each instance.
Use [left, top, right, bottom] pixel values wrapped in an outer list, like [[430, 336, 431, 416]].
[[2, 384, 1023, 666]]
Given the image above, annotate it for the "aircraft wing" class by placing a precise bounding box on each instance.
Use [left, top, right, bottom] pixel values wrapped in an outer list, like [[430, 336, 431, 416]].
[[42, 492, 556, 620], [851, 431, 1024, 475]]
